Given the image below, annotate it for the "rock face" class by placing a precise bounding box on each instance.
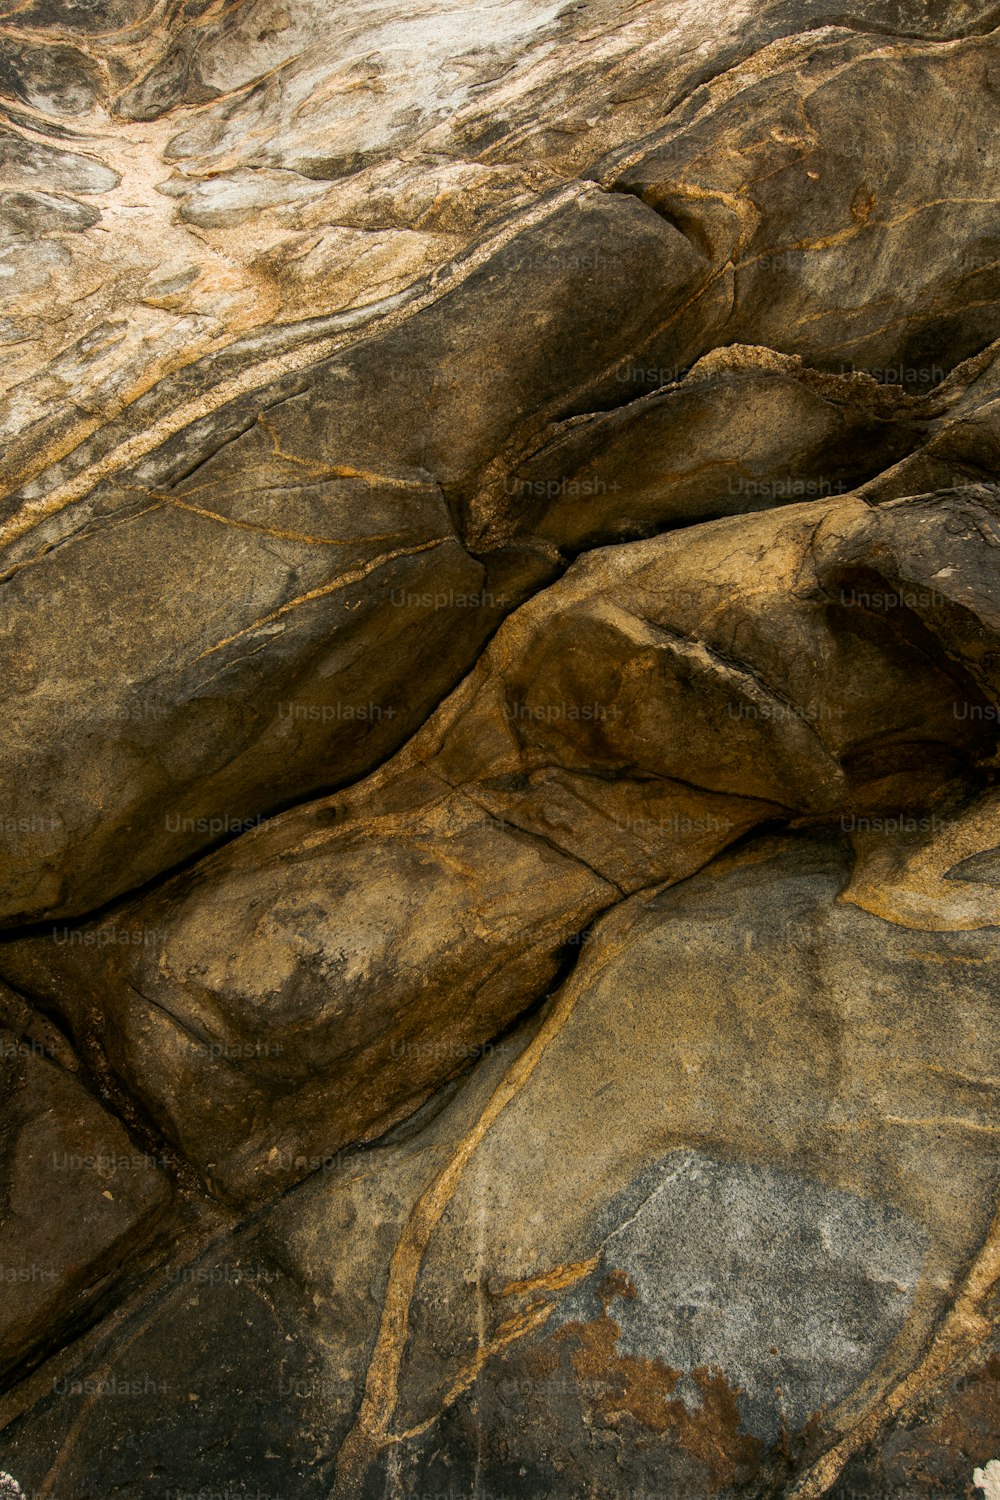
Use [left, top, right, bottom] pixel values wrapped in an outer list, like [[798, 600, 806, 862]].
[[6, 486, 1000, 1204], [0, 986, 172, 1383], [3, 834, 1000, 1499], [1, 2, 999, 1498]]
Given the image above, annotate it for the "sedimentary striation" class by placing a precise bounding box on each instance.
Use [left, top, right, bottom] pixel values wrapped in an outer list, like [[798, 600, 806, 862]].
[[0, 0, 999, 1496]]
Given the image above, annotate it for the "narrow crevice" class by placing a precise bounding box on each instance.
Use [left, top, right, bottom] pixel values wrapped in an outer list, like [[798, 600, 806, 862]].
[[0, 964, 212, 1207], [0, 977, 79, 1076], [606, 177, 715, 260]]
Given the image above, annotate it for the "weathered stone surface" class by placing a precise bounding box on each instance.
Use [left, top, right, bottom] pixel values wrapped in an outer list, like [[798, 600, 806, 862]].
[[828, 1329, 1000, 1499], [0, 182, 708, 926], [7, 486, 997, 1204], [0, 796, 616, 1206], [469, 345, 923, 557], [841, 783, 1000, 930], [0, 1007, 172, 1382], [0, 460, 488, 924], [1, 0, 995, 519], [614, 29, 1000, 389], [853, 337, 1000, 504], [2, 1, 1000, 1495], [2, 830, 998, 1499], [3, 10, 1000, 931]]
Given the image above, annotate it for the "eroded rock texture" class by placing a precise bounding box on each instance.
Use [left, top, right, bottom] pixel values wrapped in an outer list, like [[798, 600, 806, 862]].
[[1, 1, 999, 1496]]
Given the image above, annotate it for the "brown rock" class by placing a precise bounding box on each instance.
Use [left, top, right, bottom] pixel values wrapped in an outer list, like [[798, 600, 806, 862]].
[[3, 828, 998, 1498], [4, 488, 996, 1204], [0, 1009, 172, 1380]]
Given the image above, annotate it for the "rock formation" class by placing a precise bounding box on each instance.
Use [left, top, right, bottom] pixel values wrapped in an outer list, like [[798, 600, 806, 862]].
[[0, 1, 999, 1496]]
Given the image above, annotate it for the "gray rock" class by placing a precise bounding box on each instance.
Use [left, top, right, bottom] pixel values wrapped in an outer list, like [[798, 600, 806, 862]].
[[0, 189, 99, 237]]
